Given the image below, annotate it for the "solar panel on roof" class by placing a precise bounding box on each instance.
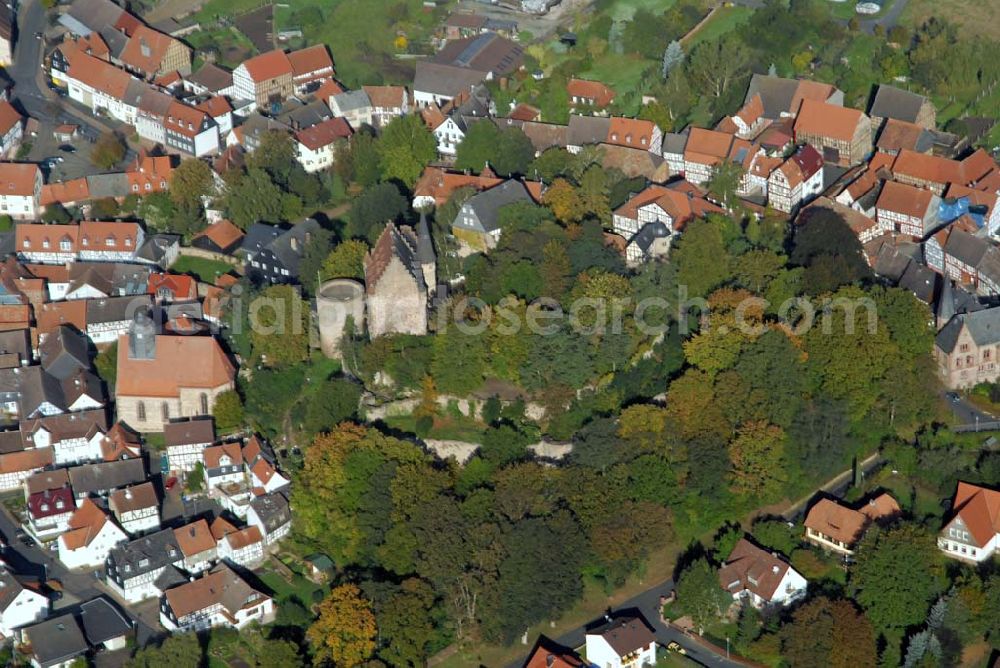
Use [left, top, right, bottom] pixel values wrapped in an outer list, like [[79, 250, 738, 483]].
[[454, 33, 493, 67]]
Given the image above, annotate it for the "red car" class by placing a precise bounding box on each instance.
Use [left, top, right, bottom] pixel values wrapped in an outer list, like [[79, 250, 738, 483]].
[[165, 476, 178, 491]]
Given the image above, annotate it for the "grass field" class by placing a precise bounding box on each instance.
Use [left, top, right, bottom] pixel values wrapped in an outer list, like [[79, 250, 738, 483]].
[[193, 0, 444, 86], [384, 412, 487, 443], [901, 0, 1000, 40], [170, 255, 236, 283], [684, 6, 753, 47]]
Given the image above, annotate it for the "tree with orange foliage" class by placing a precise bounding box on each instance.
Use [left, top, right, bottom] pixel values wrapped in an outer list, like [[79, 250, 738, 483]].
[[307, 584, 377, 666]]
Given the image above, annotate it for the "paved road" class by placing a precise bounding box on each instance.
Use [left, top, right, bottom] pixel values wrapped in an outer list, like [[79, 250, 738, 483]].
[[506, 580, 747, 668], [10, 0, 111, 140], [945, 391, 997, 429], [0, 503, 159, 644]]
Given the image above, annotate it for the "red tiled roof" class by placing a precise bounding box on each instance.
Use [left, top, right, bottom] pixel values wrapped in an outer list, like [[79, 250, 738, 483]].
[[0, 163, 40, 197], [795, 99, 866, 142], [165, 101, 210, 139], [79, 221, 141, 254], [949, 482, 1000, 546], [718, 538, 794, 602], [204, 442, 243, 469], [606, 117, 656, 149], [148, 272, 197, 300], [174, 518, 215, 557], [804, 498, 867, 547], [67, 50, 133, 99], [413, 166, 503, 207], [613, 182, 723, 232], [16, 223, 79, 254], [566, 78, 616, 107], [0, 101, 23, 136], [287, 44, 334, 80], [684, 127, 735, 163], [62, 498, 112, 550], [41, 179, 90, 206], [295, 116, 353, 150], [876, 180, 935, 219], [242, 49, 293, 83], [508, 103, 541, 122], [192, 219, 244, 253], [362, 85, 407, 109], [735, 93, 764, 127], [28, 487, 74, 520], [120, 26, 184, 77], [195, 96, 233, 117], [116, 334, 235, 398]]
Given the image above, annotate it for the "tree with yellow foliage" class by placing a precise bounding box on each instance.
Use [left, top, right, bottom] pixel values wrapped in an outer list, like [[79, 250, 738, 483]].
[[307, 584, 377, 666]]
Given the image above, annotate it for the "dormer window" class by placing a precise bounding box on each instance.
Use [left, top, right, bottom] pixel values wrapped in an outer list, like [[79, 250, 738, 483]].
[[59, 238, 71, 251], [105, 236, 115, 247], [641, 137, 648, 146], [55, 499, 64, 509], [81, 237, 89, 247], [22, 239, 29, 248], [125, 238, 132, 247], [42, 238, 50, 249], [139, 558, 149, 568], [40, 503, 48, 512], [611, 133, 618, 141], [625, 134, 632, 144]]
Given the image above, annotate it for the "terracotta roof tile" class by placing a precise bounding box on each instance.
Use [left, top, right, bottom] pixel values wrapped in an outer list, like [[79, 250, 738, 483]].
[[116, 334, 234, 398], [794, 99, 866, 142], [949, 481, 1000, 546], [0, 163, 40, 197], [287, 44, 334, 81], [62, 498, 112, 550], [173, 518, 215, 557], [295, 116, 353, 150], [413, 166, 504, 207], [566, 78, 616, 107], [606, 117, 656, 149], [242, 49, 293, 83], [684, 127, 735, 162], [0, 101, 22, 136], [876, 180, 935, 219], [109, 481, 157, 515], [203, 442, 242, 469], [804, 498, 867, 547], [120, 26, 184, 77], [41, 178, 91, 206]]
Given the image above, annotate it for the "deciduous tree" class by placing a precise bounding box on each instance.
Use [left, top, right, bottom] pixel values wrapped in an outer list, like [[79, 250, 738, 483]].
[[308, 584, 377, 666]]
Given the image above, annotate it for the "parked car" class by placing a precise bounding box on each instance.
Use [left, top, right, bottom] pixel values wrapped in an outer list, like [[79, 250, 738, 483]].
[[165, 476, 178, 491], [667, 642, 687, 655], [58, 144, 75, 153]]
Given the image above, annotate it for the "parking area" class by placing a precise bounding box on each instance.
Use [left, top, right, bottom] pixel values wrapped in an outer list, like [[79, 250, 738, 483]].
[[26, 127, 99, 181]]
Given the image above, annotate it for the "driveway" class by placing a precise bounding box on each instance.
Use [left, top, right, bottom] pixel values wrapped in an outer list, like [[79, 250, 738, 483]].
[[507, 580, 748, 668]]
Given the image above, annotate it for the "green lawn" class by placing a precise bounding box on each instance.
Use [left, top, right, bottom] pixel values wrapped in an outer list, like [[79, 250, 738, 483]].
[[185, 27, 257, 69], [258, 559, 326, 606], [384, 412, 488, 443], [684, 6, 753, 47], [171, 255, 236, 283]]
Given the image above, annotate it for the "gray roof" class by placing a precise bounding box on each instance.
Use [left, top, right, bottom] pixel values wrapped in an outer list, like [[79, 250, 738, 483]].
[[413, 62, 486, 99], [68, 458, 146, 496], [153, 564, 188, 590], [263, 218, 321, 277], [330, 89, 372, 114], [135, 233, 179, 267], [944, 228, 989, 268], [744, 74, 840, 120], [567, 114, 610, 147], [433, 32, 523, 76], [277, 99, 333, 131], [188, 63, 234, 94], [250, 492, 290, 531], [86, 295, 153, 325], [97, 26, 129, 59], [0, 3, 11, 41], [897, 260, 936, 304], [869, 84, 928, 123], [937, 306, 1000, 353], [0, 366, 67, 417], [40, 326, 90, 381], [459, 179, 533, 234], [661, 129, 690, 155], [24, 614, 89, 668], [416, 212, 435, 265], [240, 222, 283, 258], [628, 221, 671, 253], [79, 598, 132, 645], [85, 173, 130, 200], [163, 417, 215, 447], [67, 262, 150, 298], [109, 527, 182, 578], [63, 0, 126, 35]]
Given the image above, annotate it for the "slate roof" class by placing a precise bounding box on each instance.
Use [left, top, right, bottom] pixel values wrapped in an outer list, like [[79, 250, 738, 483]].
[[869, 84, 928, 124], [364, 224, 423, 295], [68, 458, 146, 496], [239, 223, 283, 258], [23, 614, 89, 668], [108, 527, 182, 577], [628, 221, 671, 253], [567, 115, 610, 147], [744, 73, 840, 119], [262, 218, 321, 277], [937, 306, 1000, 354], [460, 179, 534, 234], [250, 492, 290, 532], [587, 613, 656, 655], [79, 598, 132, 645]]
